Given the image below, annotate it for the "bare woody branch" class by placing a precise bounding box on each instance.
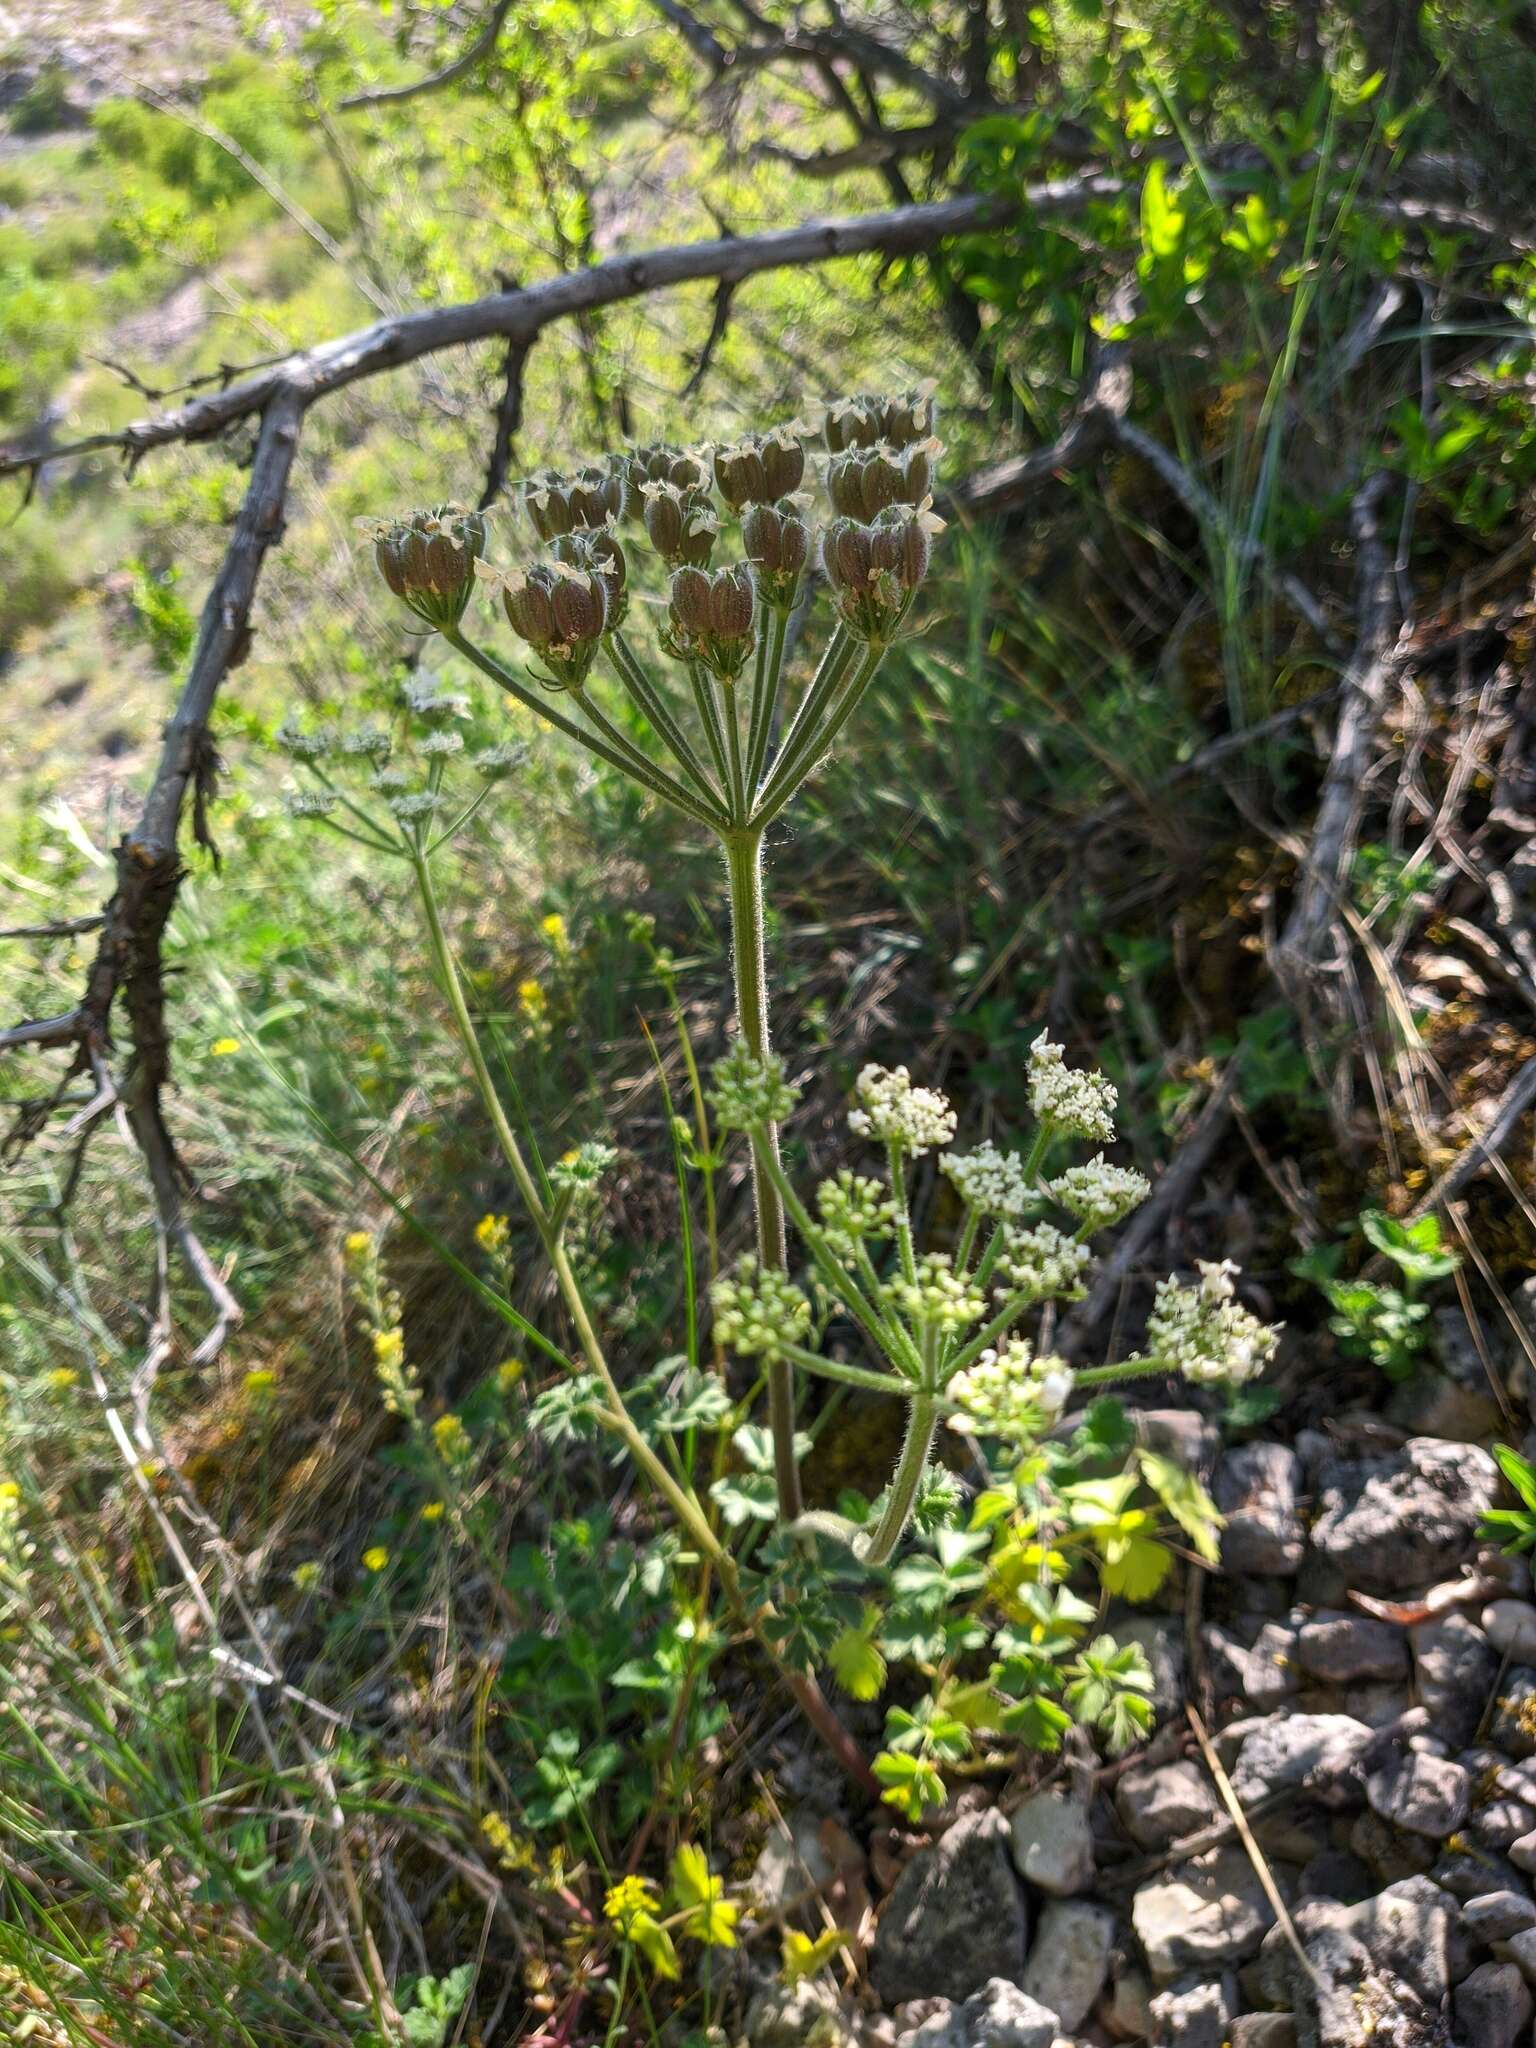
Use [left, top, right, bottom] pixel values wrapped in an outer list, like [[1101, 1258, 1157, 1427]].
[[339, 0, 517, 112]]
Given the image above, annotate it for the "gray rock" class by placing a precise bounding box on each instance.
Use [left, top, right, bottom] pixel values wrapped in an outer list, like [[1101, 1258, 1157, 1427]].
[[1148, 1970, 1233, 2046], [1134, 1406, 1219, 1470], [1348, 1808, 1436, 1885], [1463, 1889, 1536, 1942], [1364, 1750, 1471, 1838], [1411, 1612, 1500, 1749], [1434, 1845, 1528, 1899], [1298, 1849, 1374, 1903], [1467, 1784, 1536, 1853], [1020, 1898, 1113, 2030], [1486, 1599, 1536, 1665], [1103, 1966, 1154, 2041], [872, 1810, 1028, 2006], [1493, 1925, 1536, 1983], [896, 1978, 1059, 2048], [1454, 1960, 1532, 2048], [1295, 1610, 1407, 1685], [1008, 1789, 1093, 1896], [746, 1978, 853, 2048], [750, 1812, 834, 1907], [1310, 1437, 1498, 1593], [1131, 1846, 1276, 1983], [1229, 2020, 1297, 2048], [1491, 1667, 1536, 1760], [1229, 1713, 1375, 1810], [1206, 1620, 1301, 1712], [1258, 1875, 1452, 2048], [1114, 1760, 1220, 1850], [1215, 1443, 1304, 1574], [1386, 1365, 1501, 1443]]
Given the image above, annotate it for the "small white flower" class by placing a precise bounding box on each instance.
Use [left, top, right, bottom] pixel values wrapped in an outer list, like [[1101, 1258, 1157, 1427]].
[[373, 764, 411, 791], [475, 741, 527, 779], [1049, 1154, 1150, 1231], [891, 1252, 986, 1336], [276, 718, 336, 761], [338, 724, 392, 759], [283, 790, 339, 817], [993, 1221, 1091, 1301], [711, 1257, 812, 1362], [847, 1063, 957, 1155], [387, 792, 441, 822], [404, 679, 469, 720], [1144, 1259, 1280, 1386], [948, 1338, 1074, 1445], [1027, 1033, 1118, 1143], [942, 1140, 1034, 1219], [420, 730, 464, 757]]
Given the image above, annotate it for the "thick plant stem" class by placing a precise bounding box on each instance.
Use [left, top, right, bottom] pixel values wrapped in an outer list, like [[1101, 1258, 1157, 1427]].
[[863, 1392, 940, 1565], [723, 827, 802, 1521]]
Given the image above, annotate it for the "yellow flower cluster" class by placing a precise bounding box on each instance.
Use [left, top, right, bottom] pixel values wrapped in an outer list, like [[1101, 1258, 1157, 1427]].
[[474, 1212, 510, 1256]]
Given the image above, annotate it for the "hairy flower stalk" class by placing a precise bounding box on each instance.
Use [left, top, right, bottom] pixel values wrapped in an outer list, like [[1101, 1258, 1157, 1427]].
[[366, 402, 947, 1523]]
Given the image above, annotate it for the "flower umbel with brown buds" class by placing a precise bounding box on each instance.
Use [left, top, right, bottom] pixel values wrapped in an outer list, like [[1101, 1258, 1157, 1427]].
[[361, 394, 948, 1520]]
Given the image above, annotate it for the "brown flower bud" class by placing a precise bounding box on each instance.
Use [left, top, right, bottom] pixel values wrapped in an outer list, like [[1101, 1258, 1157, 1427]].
[[519, 462, 629, 541], [625, 442, 709, 496], [642, 481, 718, 567], [553, 527, 628, 631], [713, 427, 806, 511], [826, 440, 937, 521], [741, 498, 811, 609], [366, 505, 487, 632], [820, 504, 940, 641], [823, 385, 938, 453], [500, 559, 608, 688], [665, 562, 757, 679]]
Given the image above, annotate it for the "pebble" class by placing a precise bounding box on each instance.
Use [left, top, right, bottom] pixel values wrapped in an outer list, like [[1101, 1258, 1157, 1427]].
[[1310, 1437, 1498, 1592], [1453, 1961, 1533, 2048], [1411, 1611, 1500, 1749], [1295, 1610, 1407, 1684], [1131, 1846, 1276, 1983], [1228, 1712, 1375, 1809], [1492, 1924, 1536, 1987], [1484, 1599, 1536, 1664], [1463, 1889, 1536, 1942], [1008, 1789, 1093, 1897], [1147, 1969, 1233, 2046], [1113, 1759, 1220, 1850], [895, 1978, 1058, 2048], [1019, 1898, 1112, 2030], [1363, 1750, 1471, 1838], [872, 1810, 1028, 2007]]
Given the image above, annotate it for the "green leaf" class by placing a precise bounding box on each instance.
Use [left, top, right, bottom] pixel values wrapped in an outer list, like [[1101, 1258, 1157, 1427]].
[[829, 1618, 888, 1702], [781, 1928, 848, 1984], [1494, 1443, 1536, 1513], [1140, 160, 1185, 260], [1099, 1533, 1174, 1601], [872, 1749, 946, 1821], [1138, 1449, 1223, 1563]]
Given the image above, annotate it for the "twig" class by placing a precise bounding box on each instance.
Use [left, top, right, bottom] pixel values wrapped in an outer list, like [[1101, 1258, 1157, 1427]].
[[1404, 1051, 1536, 1221], [340, 0, 516, 111]]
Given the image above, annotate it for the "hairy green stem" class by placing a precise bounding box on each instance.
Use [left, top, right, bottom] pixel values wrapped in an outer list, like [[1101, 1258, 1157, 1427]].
[[744, 603, 789, 800], [751, 626, 857, 820], [606, 630, 723, 807], [724, 829, 802, 1520], [863, 1392, 941, 1566]]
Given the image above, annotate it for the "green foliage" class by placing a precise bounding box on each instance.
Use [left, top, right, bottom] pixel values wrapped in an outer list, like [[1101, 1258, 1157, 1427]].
[[1294, 1209, 1460, 1381], [1480, 1445, 1536, 1558]]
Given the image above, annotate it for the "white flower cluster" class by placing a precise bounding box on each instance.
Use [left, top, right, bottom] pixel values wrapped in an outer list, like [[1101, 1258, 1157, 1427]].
[[388, 791, 441, 823], [550, 1140, 617, 1203], [1027, 1033, 1118, 1143], [709, 1042, 800, 1130], [890, 1252, 986, 1335], [848, 1064, 957, 1155], [942, 1140, 1034, 1219], [1049, 1155, 1150, 1232], [283, 790, 339, 817], [948, 1338, 1074, 1446], [277, 718, 336, 760], [475, 741, 527, 780], [711, 1257, 812, 1362], [420, 730, 464, 757], [404, 679, 469, 720], [1145, 1259, 1280, 1386], [816, 1169, 898, 1258], [338, 724, 393, 760], [993, 1221, 1091, 1301]]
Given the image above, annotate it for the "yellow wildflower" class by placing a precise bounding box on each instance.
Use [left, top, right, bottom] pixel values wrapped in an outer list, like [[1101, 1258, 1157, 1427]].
[[474, 1213, 510, 1255], [420, 1500, 446, 1523], [496, 1358, 524, 1393], [0, 1481, 19, 1502], [344, 1230, 372, 1258], [244, 1369, 276, 1396], [481, 1812, 536, 1872], [604, 1874, 661, 1934], [431, 1413, 472, 1466], [517, 978, 547, 1021], [210, 1036, 241, 1057], [373, 1328, 404, 1370], [361, 1546, 389, 1573], [45, 1367, 78, 1391], [291, 1561, 322, 1592], [541, 912, 570, 957]]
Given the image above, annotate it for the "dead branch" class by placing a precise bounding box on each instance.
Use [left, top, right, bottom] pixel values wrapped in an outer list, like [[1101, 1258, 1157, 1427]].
[[478, 331, 532, 510], [340, 0, 517, 112], [1273, 472, 1403, 994], [1405, 1052, 1536, 1222]]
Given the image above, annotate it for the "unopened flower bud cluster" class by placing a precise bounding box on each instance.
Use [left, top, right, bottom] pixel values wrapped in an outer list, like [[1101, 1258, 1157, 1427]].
[[1143, 1259, 1280, 1386], [948, 1339, 1074, 1446]]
